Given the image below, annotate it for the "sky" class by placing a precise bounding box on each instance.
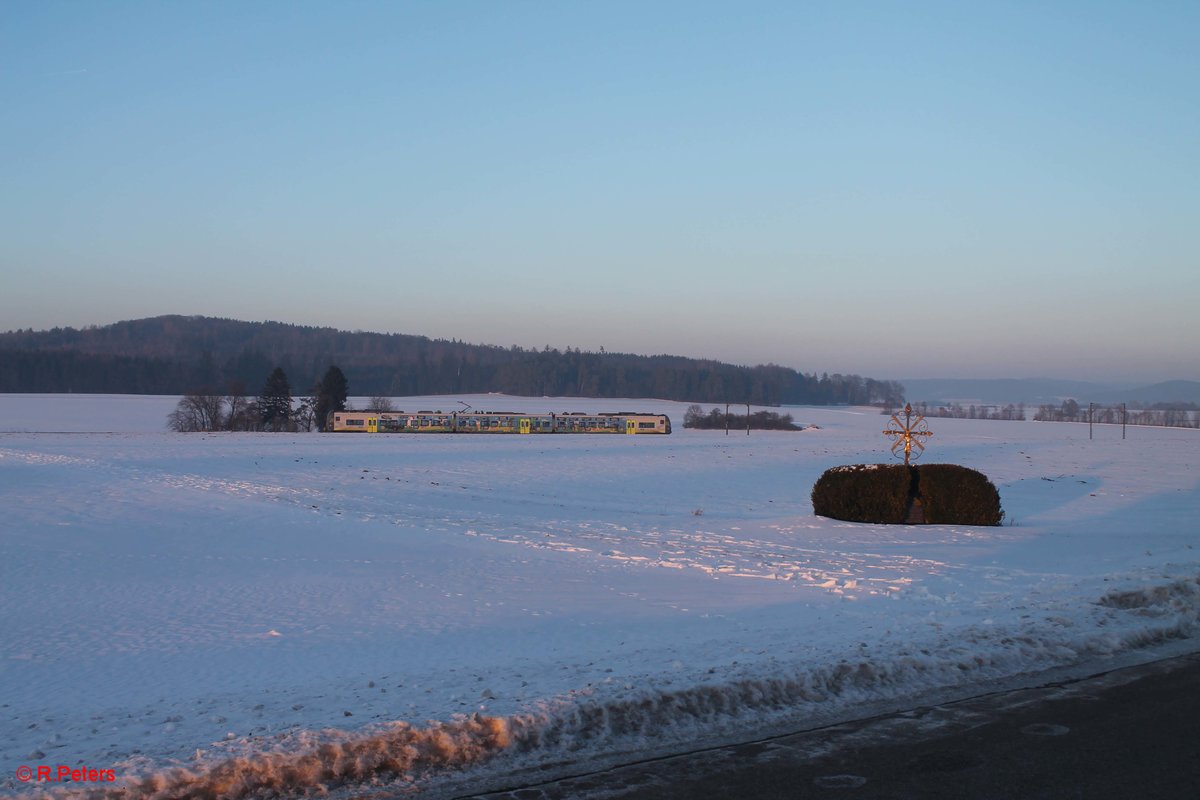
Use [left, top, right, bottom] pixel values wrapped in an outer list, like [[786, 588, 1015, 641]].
[[1, 1, 1197, 383]]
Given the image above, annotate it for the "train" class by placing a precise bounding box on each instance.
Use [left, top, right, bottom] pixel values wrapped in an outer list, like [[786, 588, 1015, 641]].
[[328, 409, 672, 434]]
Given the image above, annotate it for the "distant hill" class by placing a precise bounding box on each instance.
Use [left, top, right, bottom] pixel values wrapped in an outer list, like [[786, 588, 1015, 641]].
[[901, 377, 1200, 407], [1117, 380, 1200, 405], [0, 315, 904, 406]]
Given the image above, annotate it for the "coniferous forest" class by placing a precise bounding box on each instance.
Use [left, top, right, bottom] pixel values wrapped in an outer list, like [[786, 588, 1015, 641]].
[[0, 316, 905, 407]]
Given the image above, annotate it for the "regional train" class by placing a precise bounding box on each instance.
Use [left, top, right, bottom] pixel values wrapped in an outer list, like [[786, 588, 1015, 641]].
[[328, 410, 671, 434]]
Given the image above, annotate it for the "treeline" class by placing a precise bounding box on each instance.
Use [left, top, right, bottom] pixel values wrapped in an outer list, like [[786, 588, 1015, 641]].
[[168, 366, 349, 432], [901, 401, 1027, 421], [1033, 399, 1200, 428], [683, 405, 803, 431], [0, 316, 905, 406]]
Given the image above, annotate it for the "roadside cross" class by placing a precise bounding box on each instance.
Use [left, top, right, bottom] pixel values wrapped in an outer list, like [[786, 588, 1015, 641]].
[[883, 404, 932, 465]]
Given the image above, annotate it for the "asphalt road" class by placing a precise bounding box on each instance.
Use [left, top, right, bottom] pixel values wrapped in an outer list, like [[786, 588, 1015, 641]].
[[466, 652, 1200, 800]]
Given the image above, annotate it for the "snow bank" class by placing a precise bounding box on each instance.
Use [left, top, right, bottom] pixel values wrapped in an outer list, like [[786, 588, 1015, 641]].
[[33, 572, 1200, 800]]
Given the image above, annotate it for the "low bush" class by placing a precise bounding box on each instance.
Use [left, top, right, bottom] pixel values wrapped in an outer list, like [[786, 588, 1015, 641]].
[[917, 464, 1004, 526], [684, 405, 802, 431], [812, 463, 1003, 526], [811, 464, 912, 524]]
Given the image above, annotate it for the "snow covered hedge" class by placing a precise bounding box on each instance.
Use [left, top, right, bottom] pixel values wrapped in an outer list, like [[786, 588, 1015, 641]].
[[918, 463, 1004, 525], [812, 463, 1003, 526], [810, 464, 912, 524]]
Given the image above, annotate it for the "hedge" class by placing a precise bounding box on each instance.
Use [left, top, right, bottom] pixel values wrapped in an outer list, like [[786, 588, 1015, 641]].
[[812, 463, 1002, 526], [917, 463, 1004, 526], [811, 464, 913, 524]]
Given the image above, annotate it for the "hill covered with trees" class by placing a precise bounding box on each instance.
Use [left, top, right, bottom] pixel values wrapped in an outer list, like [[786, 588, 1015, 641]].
[[0, 316, 904, 406]]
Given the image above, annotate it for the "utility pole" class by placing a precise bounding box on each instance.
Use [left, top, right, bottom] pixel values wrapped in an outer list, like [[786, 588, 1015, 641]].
[[725, 403, 730, 436]]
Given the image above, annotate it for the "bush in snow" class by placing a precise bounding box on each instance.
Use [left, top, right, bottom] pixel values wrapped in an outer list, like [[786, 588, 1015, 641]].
[[812, 463, 1003, 526], [917, 463, 1004, 526], [811, 464, 912, 524]]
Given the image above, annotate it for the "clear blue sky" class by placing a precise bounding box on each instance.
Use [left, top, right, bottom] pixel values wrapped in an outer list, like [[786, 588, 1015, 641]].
[[2, 1, 1196, 382]]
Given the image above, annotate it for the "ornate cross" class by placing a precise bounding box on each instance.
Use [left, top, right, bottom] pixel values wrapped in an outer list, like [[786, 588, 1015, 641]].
[[883, 404, 932, 465]]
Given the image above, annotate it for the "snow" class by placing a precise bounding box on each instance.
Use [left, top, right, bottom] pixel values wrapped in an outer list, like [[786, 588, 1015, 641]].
[[1, 393, 1198, 798]]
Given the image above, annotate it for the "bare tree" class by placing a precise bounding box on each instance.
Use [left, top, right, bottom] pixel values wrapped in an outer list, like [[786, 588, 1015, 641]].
[[293, 395, 317, 432], [167, 393, 225, 432], [366, 395, 396, 413], [224, 381, 255, 431]]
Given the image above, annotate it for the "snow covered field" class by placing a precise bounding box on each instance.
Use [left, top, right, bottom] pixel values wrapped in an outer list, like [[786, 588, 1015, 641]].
[[2, 393, 1198, 798]]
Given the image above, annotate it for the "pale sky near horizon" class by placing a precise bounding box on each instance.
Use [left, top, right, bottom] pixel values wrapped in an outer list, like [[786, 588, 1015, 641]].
[[2, 1, 1197, 383]]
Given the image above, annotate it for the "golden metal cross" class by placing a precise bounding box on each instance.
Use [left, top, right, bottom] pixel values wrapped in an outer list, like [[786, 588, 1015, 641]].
[[883, 404, 932, 465]]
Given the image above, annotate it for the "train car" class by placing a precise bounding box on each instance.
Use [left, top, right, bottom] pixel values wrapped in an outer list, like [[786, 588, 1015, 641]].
[[327, 410, 671, 434]]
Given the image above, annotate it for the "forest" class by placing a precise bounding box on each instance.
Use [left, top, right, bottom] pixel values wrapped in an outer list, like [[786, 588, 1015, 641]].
[[0, 315, 905, 407]]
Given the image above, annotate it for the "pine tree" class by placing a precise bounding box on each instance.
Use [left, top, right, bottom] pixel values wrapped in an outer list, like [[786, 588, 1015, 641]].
[[315, 365, 349, 431], [258, 367, 293, 431]]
